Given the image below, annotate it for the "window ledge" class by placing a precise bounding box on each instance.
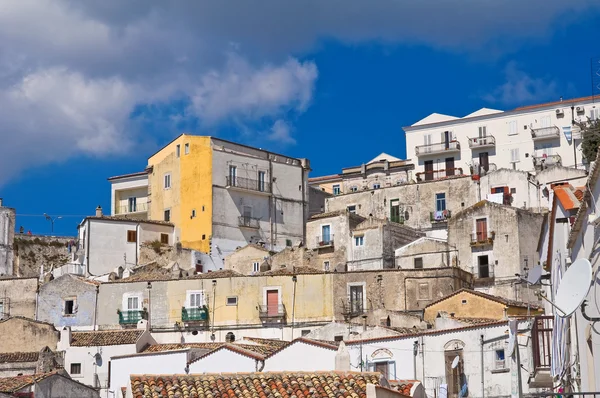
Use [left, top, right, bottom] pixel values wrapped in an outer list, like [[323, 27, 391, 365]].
[[491, 368, 510, 374]]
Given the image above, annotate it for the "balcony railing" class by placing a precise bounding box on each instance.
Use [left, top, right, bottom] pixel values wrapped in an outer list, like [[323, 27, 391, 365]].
[[530, 126, 560, 141], [429, 210, 451, 222], [416, 168, 463, 182], [316, 235, 335, 248], [341, 297, 364, 318], [471, 163, 497, 176], [118, 309, 146, 325], [532, 316, 553, 370], [415, 141, 461, 156], [181, 306, 208, 323], [226, 176, 271, 193], [258, 304, 286, 321], [476, 264, 495, 280], [468, 135, 496, 149], [115, 202, 148, 215], [533, 154, 562, 171], [238, 216, 260, 229], [470, 232, 495, 246]]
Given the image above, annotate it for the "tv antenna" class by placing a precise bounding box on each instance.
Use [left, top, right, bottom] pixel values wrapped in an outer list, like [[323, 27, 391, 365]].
[[537, 258, 593, 317]]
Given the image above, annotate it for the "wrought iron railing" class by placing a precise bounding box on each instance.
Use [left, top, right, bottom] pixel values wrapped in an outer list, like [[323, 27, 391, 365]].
[[238, 216, 260, 229], [416, 168, 463, 181], [341, 297, 364, 317], [181, 306, 208, 322], [429, 210, 451, 222], [533, 154, 562, 170], [468, 135, 496, 148], [115, 202, 148, 215], [530, 126, 560, 140], [226, 176, 271, 193], [470, 232, 495, 246], [117, 309, 146, 325], [258, 304, 286, 318], [316, 235, 335, 247], [415, 141, 460, 156], [532, 316, 553, 369]]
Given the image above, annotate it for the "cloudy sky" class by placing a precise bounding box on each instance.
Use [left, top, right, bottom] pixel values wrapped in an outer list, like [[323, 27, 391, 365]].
[[2, 0, 600, 234]]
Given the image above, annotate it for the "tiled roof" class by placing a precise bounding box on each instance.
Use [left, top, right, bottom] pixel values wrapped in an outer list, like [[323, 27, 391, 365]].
[[513, 95, 596, 111], [0, 352, 39, 363], [568, 147, 600, 248], [258, 266, 324, 276], [453, 317, 498, 325], [112, 269, 244, 283], [71, 330, 144, 346], [85, 215, 172, 226], [553, 185, 580, 211], [309, 210, 365, 221], [143, 343, 222, 353], [424, 288, 541, 310], [0, 372, 57, 393], [243, 337, 289, 349], [265, 338, 339, 359], [308, 174, 342, 183], [130, 371, 385, 398], [392, 381, 417, 396], [574, 187, 585, 201]]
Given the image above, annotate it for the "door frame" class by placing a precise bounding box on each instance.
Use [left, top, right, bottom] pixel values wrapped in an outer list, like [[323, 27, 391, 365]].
[[263, 286, 282, 308]]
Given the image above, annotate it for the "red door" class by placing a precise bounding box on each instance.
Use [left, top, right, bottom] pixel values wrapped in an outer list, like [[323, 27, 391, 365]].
[[476, 218, 487, 242], [267, 290, 279, 316]]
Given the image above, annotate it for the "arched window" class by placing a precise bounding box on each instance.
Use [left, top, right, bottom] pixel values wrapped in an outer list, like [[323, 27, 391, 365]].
[[225, 332, 235, 343]]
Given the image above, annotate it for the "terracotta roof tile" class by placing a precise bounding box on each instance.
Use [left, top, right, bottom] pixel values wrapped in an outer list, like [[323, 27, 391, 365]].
[[424, 288, 541, 311], [264, 338, 339, 359], [0, 352, 39, 363], [391, 380, 418, 396], [242, 337, 289, 349], [71, 330, 144, 347], [112, 269, 244, 283], [130, 371, 385, 398], [143, 343, 222, 353], [553, 185, 580, 211], [258, 266, 324, 276], [0, 371, 57, 393], [86, 215, 173, 227]]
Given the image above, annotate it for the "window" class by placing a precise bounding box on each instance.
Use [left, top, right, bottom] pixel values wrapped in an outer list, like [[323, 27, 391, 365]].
[[354, 236, 364, 246], [323, 261, 330, 271], [187, 291, 205, 308], [225, 332, 235, 343], [258, 171, 266, 192], [334, 335, 344, 342], [70, 363, 82, 375], [510, 148, 520, 163], [128, 197, 137, 213], [126, 230, 137, 243], [195, 261, 203, 274], [417, 282, 430, 300], [160, 233, 169, 245], [390, 199, 402, 223], [435, 193, 446, 212], [540, 115, 552, 128], [371, 361, 396, 381], [333, 184, 341, 195], [445, 157, 455, 176], [373, 183, 381, 189], [508, 120, 518, 136], [461, 299, 468, 304], [349, 285, 364, 314], [252, 262, 260, 273], [164, 209, 171, 222], [495, 349, 506, 369], [590, 108, 600, 121], [0, 301, 4, 318], [127, 296, 140, 310], [164, 173, 171, 189], [475, 218, 488, 242], [478, 126, 487, 137], [321, 225, 331, 243], [286, 239, 292, 247], [226, 296, 238, 306], [414, 257, 423, 269], [424, 160, 434, 181], [64, 299, 75, 315], [478, 255, 490, 278], [347, 205, 356, 213], [176, 144, 180, 157], [350, 186, 358, 192], [184, 143, 190, 155], [228, 165, 237, 186], [301, 330, 311, 337]]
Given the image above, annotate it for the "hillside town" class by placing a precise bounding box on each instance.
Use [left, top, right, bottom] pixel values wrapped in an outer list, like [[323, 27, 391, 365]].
[[0, 95, 599, 398]]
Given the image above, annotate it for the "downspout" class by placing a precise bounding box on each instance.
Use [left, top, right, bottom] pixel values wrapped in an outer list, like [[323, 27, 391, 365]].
[[86, 219, 91, 276], [135, 222, 141, 267], [269, 157, 274, 250], [413, 341, 418, 380], [571, 106, 577, 169], [291, 275, 297, 340], [35, 282, 39, 321], [301, 166, 307, 245], [421, 337, 425, 383], [480, 334, 485, 398], [93, 285, 99, 331]]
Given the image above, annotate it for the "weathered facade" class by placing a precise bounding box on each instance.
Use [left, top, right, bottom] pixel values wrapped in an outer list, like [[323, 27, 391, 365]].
[[0, 317, 59, 353], [0, 277, 38, 320], [13, 234, 73, 278], [448, 200, 545, 303], [0, 371, 100, 397], [395, 237, 457, 269], [38, 274, 99, 330], [223, 244, 273, 275], [0, 200, 15, 276]]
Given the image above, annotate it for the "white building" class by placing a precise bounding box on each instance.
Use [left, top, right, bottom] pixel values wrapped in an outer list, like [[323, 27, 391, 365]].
[[108, 171, 149, 219], [404, 95, 599, 180], [0, 199, 15, 276]]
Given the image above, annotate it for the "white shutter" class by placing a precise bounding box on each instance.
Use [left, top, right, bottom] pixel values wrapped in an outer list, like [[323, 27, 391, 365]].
[[541, 115, 551, 128], [508, 121, 517, 136], [511, 148, 520, 163]]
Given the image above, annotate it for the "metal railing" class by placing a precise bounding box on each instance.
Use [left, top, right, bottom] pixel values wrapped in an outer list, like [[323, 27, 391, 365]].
[[471, 163, 497, 175], [226, 176, 271, 193], [181, 307, 208, 322], [115, 202, 148, 215], [468, 135, 496, 148], [238, 216, 260, 229], [415, 141, 460, 156], [429, 210, 451, 222], [532, 316, 553, 370], [341, 297, 364, 317], [477, 264, 495, 279], [470, 232, 495, 245], [118, 310, 146, 325], [530, 126, 560, 140], [316, 234, 335, 247], [258, 304, 286, 318], [533, 154, 562, 170], [416, 168, 463, 181]]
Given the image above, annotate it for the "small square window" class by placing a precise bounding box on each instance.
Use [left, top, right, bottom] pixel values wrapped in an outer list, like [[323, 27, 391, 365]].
[[350, 186, 358, 192], [414, 257, 423, 269], [70, 363, 82, 375], [354, 236, 364, 246], [184, 143, 190, 155], [495, 349, 506, 369], [164, 173, 171, 189], [323, 261, 330, 271], [347, 205, 356, 213], [286, 239, 292, 247], [510, 188, 516, 194], [160, 233, 169, 245], [64, 299, 75, 315], [334, 335, 344, 342], [373, 183, 381, 189], [191, 209, 196, 218], [461, 299, 467, 304], [333, 185, 341, 195], [202, 234, 206, 240], [164, 210, 171, 222], [301, 330, 311, 337], [252, 262, 260, 273], [127, 230, 137, 243], [226, 296, 238, 306]]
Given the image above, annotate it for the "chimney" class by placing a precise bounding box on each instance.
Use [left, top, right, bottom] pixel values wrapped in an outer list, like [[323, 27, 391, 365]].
[[0, 198, 3, 207], [334, 341, 350, 371], [36, 347, 58, 374], [95, 206, 103, 217], [60, 327, 72, 349]]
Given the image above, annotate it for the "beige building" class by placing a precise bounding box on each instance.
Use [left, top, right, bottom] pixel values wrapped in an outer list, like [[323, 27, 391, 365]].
[[0, 277, 38, 320], [223, 244, 273, 275], [395, 237, 457, 269], [0, 317, 59, 353]]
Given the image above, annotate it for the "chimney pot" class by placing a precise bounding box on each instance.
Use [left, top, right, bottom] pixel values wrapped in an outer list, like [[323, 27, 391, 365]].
[[95, 206, 103, 217], [0, 198, 3, 207]]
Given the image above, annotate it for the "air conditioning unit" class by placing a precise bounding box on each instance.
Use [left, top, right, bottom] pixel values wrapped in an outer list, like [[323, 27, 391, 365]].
[[555, 109, 564, 116], [576, 106, 585, 113]]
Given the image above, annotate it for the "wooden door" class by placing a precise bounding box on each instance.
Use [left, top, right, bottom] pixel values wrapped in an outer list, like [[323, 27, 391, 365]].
[[445, 157, 455, 176], [476, 218, 487, 241], [479, 152, 489, 172], [266, 290, 279, 316], [424, 161, 434, 181]]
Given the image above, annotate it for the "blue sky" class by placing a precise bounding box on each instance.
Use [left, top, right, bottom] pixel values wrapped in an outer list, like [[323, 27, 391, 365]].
[[1, 1, 600, 236]]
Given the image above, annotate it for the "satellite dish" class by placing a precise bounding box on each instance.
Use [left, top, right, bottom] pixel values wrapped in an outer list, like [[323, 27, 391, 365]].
[[451, 356, 460, 369], [526, 265, 543, 285], [506, 319, 518, 357], [554, 258, 593, 317]]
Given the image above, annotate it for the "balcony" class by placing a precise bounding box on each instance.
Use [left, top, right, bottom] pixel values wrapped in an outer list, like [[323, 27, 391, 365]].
[[416, 168, 463, 182], [474, 265, 495, 287], [468, 135, 496, 149], [226, 176, 271, 194], [315, 235, 335, 248], [340, 297, 364, 318], [238, 216, 260, 229], [181, 306, 208, 323], [415, 141, 460, 157], [471, 163, 497, 176], [115, 202, 148, 215], [533, 154, 562, 171], [429, 210, 451, 223], [530, 126, 560, 141], [258, 304, 286, 324], [470, 231, 495, 247], [530, 316, 553, 388], [117, 309, 146, 325]]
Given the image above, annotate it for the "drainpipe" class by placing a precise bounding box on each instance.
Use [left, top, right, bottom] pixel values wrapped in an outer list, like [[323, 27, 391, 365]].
[[413, 341, 418, 380], [135, 222, 141, 267], [571, 106, 577, 169], [480, 334, 485, 398], [93, 285, 99, 331], [291, 275, 297, 340], [35, 282, 39, 321], [86, 219, 91, 276], [269, 157, 274, 250], [421, 337, 425, 382]]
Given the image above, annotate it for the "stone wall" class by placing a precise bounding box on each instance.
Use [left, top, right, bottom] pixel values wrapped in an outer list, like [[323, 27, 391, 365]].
[[13, 235, 74, 277], [0, 277, 38, 319], [0, 318, 59, 353]]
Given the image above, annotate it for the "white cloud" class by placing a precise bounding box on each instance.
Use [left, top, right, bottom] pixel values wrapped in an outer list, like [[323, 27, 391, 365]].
[[267, 119, 296, 145], [483, 62, 559, 105]]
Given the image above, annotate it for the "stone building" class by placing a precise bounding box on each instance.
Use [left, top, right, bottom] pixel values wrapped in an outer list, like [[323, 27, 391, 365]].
[[0, 347, 63, 378], [0, 370, 99, 397], [395, 237, 457, 269], [0, 277, 38, 320], [448, 200, 545, 304], [223, 244, 273, 275], [0, 317, 59, 353], [37, 274, 99, 330], [0, 199, 15, 276]]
